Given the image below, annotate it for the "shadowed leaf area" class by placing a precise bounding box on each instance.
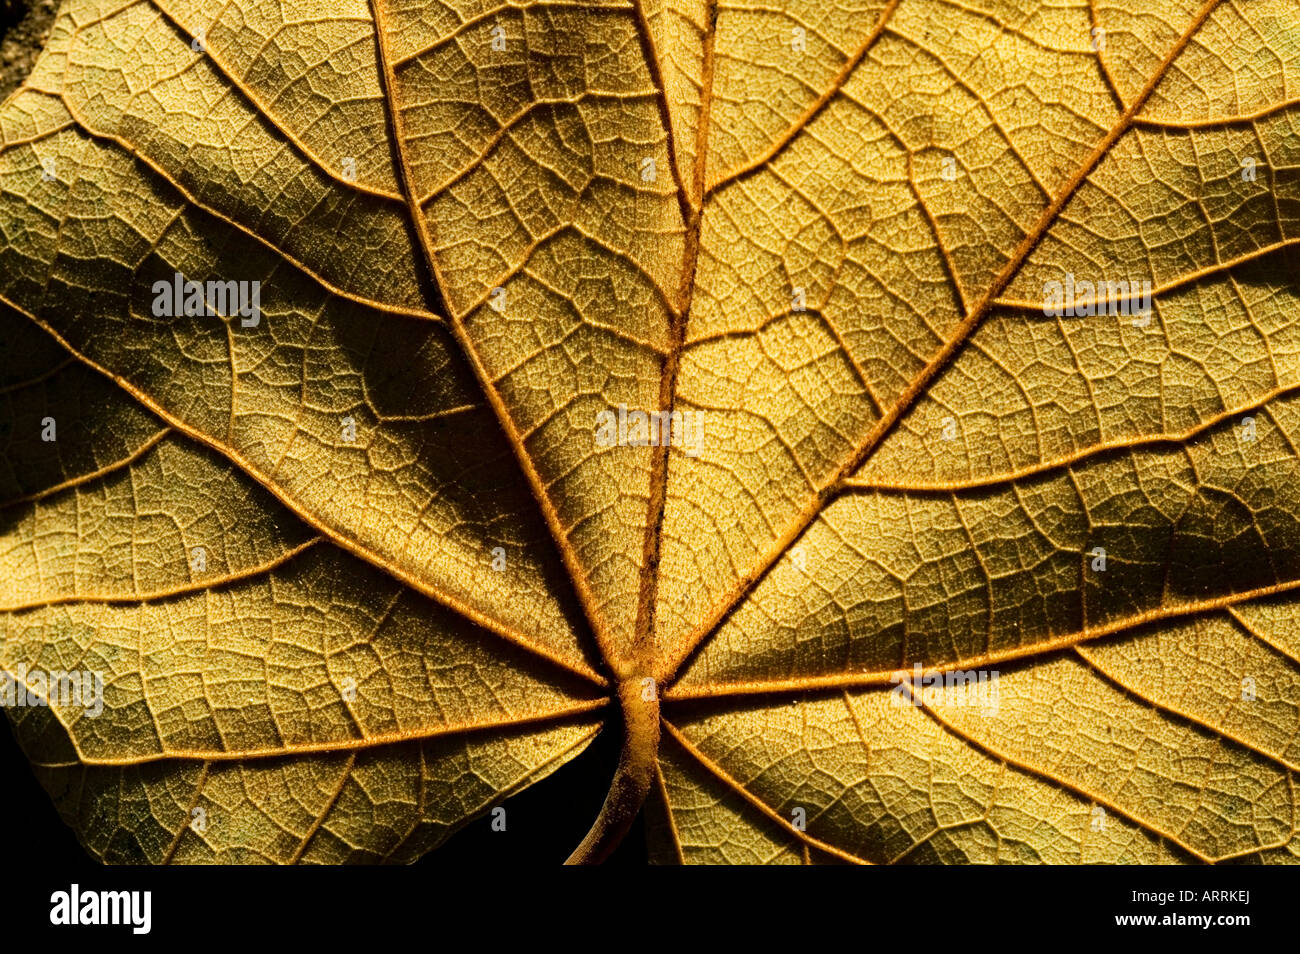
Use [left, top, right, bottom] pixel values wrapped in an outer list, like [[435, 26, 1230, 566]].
[[2, 0, 1300, 864]]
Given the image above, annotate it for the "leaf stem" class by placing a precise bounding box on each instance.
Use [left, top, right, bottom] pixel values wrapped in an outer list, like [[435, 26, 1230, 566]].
[[565, 676, 660, 864]]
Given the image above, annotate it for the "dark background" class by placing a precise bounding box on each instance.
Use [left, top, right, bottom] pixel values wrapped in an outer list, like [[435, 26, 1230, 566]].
[[0, 0, 56, 100]]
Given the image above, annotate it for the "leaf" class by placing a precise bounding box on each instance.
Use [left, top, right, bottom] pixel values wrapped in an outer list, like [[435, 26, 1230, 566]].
[[1, 0, 1299, 864]]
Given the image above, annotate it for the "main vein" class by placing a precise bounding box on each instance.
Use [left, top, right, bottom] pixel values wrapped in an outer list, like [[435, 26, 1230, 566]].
[[630, 0, 719, 679]]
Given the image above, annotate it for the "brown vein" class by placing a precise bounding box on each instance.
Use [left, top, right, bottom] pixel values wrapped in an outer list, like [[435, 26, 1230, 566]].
[[992, 237, 1300, 312], [0, 294, 606, 687], [631, 0, 695, 222], [0, 537, 323, 612], [289, 753, 357, 864], [914, 685, 1287, 863], [1227, 606, 1300, 667], [390, 0, 629, 69], [0, 427, 171, 511], [161, 760, 210, 864], [1087, 0, 1127, 112], [1134, 96, 1300, 129], [53, 96, 443, 323], [140, 0, 406, 202], [1074, 645, 1300, 774], [0, 119, 76, 150], [844, 382, 1300, 495], [704, 0, 900, 195], [663, 571, 1300, 699], [415, 90, 663, 206], [631, 0, 717, 676], [30, 698, 609, 767], [651, 761, 687, 864], [0, 355, 74, 394], [368, 0, 619, 674], [658, 0, 1227, 686], [660, 718, 870, 864]]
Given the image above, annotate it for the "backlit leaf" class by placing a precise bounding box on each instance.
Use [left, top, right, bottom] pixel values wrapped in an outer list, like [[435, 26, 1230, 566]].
[[1, 0, 1299, 863]]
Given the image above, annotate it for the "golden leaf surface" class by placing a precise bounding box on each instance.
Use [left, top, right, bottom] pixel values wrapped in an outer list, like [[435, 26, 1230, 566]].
[[2, 0, 1300, 864]]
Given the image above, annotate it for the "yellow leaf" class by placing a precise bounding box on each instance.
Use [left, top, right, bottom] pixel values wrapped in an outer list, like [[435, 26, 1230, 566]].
[[1, 0, 1299, 864]]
